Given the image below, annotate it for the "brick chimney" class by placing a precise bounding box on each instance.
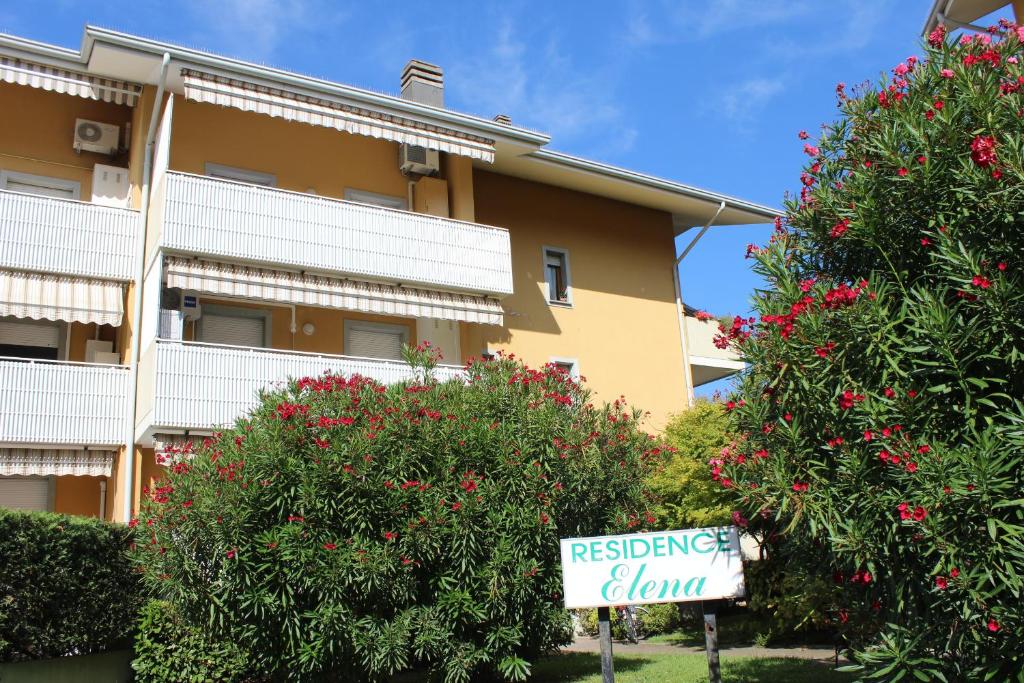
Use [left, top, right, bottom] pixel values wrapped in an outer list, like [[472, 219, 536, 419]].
[[401, 60, 444, 107]]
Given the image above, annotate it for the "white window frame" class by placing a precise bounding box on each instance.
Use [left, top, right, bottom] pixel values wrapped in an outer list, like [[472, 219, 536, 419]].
[[344, 188, 408, 211], [542, 245, 573, 307], [549, 356, 580, 380], [204, 163, 277, 187], [344, 320, 409, 358], [0, 170, 81, 199], [196, 303, 273, 348]]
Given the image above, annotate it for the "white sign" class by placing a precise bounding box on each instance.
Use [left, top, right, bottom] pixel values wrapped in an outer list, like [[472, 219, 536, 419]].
[[559, 527, 746, 609]]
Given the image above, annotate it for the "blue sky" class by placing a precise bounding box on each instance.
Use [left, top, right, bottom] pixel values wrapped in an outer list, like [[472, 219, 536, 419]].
[[3, 1, 1013, 398]]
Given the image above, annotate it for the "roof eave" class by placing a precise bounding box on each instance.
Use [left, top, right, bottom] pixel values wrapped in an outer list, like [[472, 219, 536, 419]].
[[81, 25, 551, 149]]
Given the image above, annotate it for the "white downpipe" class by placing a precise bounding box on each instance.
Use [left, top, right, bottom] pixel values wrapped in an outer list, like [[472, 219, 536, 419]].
[[99, 479, 107, 519], [121, 52, 170, 524], [674, 201, 725, 408]]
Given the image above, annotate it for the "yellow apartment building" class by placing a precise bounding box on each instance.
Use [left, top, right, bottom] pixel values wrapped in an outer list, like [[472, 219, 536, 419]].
[[0, 27, 776, 522]]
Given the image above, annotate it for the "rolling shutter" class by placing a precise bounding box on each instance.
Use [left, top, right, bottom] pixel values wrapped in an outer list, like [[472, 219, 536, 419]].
[[0, 476, 51, 511], [199, 314, 265, 348], [346, 327, 404, 360], [0, 318, 60, 348]]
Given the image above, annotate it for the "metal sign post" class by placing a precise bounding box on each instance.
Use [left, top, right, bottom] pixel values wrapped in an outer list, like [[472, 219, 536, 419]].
[[703, 600, 722, 683], [597, 606, 615, 682]]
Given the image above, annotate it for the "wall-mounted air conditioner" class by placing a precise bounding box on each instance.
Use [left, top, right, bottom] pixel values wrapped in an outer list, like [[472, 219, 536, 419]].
[[74, 119, 119, 155], [399, 144, 439, 176]]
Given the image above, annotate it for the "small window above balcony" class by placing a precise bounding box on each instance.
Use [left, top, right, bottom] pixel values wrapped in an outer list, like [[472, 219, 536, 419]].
[[0, 171, 79, 199], [344, 188, 408, 211], [204, 163, 276, 187]]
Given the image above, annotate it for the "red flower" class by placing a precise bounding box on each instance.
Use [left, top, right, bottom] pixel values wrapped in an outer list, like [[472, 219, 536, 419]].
[[928, 24, 946, 47], [128, 517, 139, 528], [884, 387, 896, 398], [384, 531, 398, 541], [323, 543, 337, 551], [951, 567, 960, 578], [912, 506, 927, 522], [226, 549, 237, 559], [988, 619, 1000, 632], [935, 576, 948, 590], [838, 609, 849, 624], [830, 219, 851, 238], [798, 130, 809, 140], [933, 100, 944, 110], [998, 262, 1007, 271], [917, 155, 926, 164], [863, 430, 874, 442], [970, 135, 998, 167], [908, 390, 917, 398], [897, 167, 908, 177], [792, 481, 809, 493], [972, 275, 992, 289], [803, 143, 820, 157], [731, 510, 749, 528], [783, 413, 793, 422], [943, 486, 952, 494], [898, 502, 911, 520]]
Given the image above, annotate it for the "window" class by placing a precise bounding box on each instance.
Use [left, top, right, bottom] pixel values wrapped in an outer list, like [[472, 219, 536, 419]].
[[543, 247, 571, 305], [197, 305, 271, 348], [550, 357, 580, 379], [344, 188, 408, 210], [204, 163, 277, 187], [0, 170, 80, 199], [0, 476, 53, 511], [0, 317, 62, 360], [344, 321, 408, 360]]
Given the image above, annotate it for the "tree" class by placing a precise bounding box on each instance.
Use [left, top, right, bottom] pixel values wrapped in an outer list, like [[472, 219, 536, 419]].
[[131, 347, 666, 682], [647, 399, 733, 530], [717, 23, 1024, 680]]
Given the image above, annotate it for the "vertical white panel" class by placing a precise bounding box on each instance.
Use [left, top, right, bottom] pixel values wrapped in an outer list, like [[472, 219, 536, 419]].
[[140, 253, 163, 348], [151, 94, 174, 191]]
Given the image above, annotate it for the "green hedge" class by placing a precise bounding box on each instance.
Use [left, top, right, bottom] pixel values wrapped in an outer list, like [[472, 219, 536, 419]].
[[0, 508, 141, 662], [132, 600, 255, 683]]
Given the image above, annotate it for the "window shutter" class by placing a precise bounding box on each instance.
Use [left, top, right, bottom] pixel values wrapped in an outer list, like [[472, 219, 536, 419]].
[[0, 319, 60, 348], [0, 477, 51, 511], [199, 314, 265, 348], [347, 328, 404, 360], [3, 179, 76, 199]]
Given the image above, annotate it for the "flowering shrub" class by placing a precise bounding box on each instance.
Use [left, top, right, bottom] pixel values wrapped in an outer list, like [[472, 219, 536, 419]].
[[719, 23, 1024, 680], [131, 349, 664, 681]]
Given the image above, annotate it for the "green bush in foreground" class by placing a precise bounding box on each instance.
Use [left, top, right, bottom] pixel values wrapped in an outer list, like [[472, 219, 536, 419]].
[[0, 508, 140, 662], [132, 348, 667, 681]]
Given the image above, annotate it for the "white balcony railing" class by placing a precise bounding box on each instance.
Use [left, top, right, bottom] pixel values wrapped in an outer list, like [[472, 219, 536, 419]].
[[0, 189, 138, 280], [158, 171, 513, 296], [0, 357, 129, 446], [148, 340, 464, 431]]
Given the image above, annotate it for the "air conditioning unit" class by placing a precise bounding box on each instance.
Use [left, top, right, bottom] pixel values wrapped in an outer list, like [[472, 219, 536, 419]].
[[180, 292, 202, 321], [74, 119, 119, 155], [399, 144, 439, 176]]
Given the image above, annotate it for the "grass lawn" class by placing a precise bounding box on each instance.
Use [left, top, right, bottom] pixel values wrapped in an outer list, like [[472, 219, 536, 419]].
[[529, 652, 854, 683], [644, 612, 835, 649]]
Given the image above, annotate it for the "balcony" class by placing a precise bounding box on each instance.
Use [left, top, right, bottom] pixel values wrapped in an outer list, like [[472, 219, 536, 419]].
[[138, 340, 465, 436], [0, 357, 129, 447], [156, 171, 514, 296], [0, 188, 138, 280], [686, 316, 745, 387]]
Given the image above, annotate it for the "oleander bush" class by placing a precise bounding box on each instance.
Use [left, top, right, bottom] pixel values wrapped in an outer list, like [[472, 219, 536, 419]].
[[717, 21, 1024, 681], [0, 508, 140, 662], [131, 346, 667, 682]]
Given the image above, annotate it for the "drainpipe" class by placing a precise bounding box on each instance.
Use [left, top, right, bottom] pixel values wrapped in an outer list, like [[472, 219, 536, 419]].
[[673, 201, 725, 409], [121, 52, 171, 524], [99, 479, 107, 519]]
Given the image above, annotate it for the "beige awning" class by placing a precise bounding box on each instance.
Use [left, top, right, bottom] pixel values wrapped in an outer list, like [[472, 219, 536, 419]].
[[0, 448, 114, 476], [0, 269, 124, 326], [181, 69, 495, 162], [0, 56, 142, 106], [165, 257, 504, 325]]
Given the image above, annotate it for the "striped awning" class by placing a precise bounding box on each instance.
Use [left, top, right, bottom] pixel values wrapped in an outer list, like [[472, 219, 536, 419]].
[[0, 269, 124, 326], [0, 56, 142, 106], [0, 448, 114, 476], [165, 256, 504, 325], [181, 69, 495, 162]]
